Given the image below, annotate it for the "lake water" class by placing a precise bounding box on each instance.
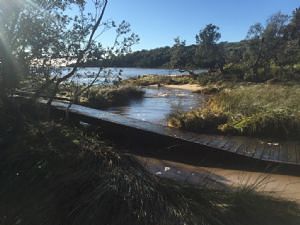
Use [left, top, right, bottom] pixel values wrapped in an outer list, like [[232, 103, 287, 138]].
[[106, 87, 205, 125], [58, 67, 206, 124], [59, 67, 206, 84]]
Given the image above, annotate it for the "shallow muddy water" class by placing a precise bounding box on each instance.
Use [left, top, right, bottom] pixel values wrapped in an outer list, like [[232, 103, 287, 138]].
[[106, 87, 205, 125]]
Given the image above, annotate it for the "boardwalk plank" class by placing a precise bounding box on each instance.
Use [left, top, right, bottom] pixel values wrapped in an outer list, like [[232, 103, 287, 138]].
[[239, 142, 257, 157], [235, 143, 247, 155], [269, 143, 280, 162], [253, 142, 266, 159], [228, 139, 246, 153], [279, 143, 289, 163], [295, 144, 300, 164], [274, 144, 281, 161], [207, 137, 229, 149], [197, 135, 216, 146], [286, 143, 297, 164], [219, 138, 236, 151], [260, 143, 270, 160]]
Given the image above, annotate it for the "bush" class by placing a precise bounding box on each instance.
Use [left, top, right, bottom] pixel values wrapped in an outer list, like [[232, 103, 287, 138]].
[[196, 72, 224, 85], [220, 109, 300, 138], [168, 83, 300, 140], [223, 63, 246, 79], [168, 108, 228, 134], [193, 86, 222, 95], [84, 86, 145, 109]]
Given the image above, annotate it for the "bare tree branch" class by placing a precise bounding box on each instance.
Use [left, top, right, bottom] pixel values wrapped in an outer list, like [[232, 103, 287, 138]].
[[65, 67, 103, 120], [34, 0, 108, 103]]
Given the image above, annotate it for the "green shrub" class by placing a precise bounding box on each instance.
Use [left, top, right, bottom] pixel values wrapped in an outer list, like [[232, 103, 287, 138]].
[[223, 63, 246, 78], [196, 72, 224, 85], [168, 108, 228, 134], [220, 109, 300, 138]]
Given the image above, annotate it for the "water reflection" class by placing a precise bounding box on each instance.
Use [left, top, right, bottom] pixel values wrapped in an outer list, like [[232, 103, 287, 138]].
[[56, 67, 207, 84], [106, 87, 205, 125]]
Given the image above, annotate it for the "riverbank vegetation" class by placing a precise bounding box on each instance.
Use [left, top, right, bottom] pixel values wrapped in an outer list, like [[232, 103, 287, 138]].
[[21, 78, 145, 109], [82, 85, 144, 109], [119, 6, 300, 140], [168, 83, 300, 140]]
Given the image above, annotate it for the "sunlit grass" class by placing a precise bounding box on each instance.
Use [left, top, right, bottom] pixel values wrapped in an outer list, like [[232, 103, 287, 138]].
[[168, 83, 300, 139]]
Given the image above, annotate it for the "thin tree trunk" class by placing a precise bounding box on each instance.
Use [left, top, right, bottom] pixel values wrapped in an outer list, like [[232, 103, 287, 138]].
[[34, 0, 108, 108]]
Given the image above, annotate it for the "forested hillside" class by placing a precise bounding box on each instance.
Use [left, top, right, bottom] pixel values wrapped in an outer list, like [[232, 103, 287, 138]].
[[93, 43, 241, 69], [95, 8, 300, 83]]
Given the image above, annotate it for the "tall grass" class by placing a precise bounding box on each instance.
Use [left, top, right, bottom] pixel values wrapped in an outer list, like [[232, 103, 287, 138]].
[[168, 83, 300, 139]]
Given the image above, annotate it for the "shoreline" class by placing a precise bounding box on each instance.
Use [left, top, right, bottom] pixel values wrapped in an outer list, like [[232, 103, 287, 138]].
[[136, 155, 300, 204], [163, 84, 203, 92]]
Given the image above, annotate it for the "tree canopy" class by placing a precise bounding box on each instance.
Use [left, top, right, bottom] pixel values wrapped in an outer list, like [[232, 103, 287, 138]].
[[102, 7, 300, 82], [0, 0, 139, 99]]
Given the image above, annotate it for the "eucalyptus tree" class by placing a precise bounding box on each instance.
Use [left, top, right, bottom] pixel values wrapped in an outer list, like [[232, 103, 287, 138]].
[[280, 7, 300, 70], [244, 22, 265, 79], [195, 24, 224, 71], [170, 36, 186, 69], [245, 12, 290, 80]]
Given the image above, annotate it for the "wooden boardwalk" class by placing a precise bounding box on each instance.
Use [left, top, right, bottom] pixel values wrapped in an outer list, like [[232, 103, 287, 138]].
[[48, 100, 300, 166]]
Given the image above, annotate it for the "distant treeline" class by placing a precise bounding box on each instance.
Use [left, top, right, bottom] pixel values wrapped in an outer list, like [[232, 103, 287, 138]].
[[100, 45, 196, 68], [86, 7, 300, 82], [86, 42, 242, 69]]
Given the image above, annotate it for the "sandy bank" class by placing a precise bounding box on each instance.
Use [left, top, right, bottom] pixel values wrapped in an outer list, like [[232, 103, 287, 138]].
[[136, 156, 300, 204], [163, 84, 203, 92]]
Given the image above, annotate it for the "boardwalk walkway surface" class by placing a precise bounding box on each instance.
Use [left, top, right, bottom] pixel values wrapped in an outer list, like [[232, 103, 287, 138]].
[[48, 100, 300, 167]]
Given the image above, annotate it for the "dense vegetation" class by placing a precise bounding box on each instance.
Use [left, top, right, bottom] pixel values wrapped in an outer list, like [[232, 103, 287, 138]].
[[168, 83, 300, 140], [82, 86, 144, 109], [102, 8, 300, 82]]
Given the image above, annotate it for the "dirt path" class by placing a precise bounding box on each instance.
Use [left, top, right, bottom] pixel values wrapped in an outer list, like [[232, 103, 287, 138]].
[[135, 156, 300, 203]]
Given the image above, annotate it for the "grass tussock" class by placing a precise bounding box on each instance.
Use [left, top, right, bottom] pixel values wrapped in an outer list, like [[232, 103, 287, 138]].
[[1, 103, 299, 225], [193, 85, 222, 95], [168, 83, 300, 139], [82, 85, 145, 109]]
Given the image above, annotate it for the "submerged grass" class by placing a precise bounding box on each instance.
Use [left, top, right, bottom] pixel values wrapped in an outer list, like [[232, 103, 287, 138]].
[[122, 75, 197, 86], [81, 85, 145, 109], [0, 102, 299, 225], [168, 83, 300, 139]]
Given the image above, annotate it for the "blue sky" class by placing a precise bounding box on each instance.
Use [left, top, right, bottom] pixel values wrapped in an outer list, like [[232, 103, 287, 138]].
[[97, 0, 299, 51]]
